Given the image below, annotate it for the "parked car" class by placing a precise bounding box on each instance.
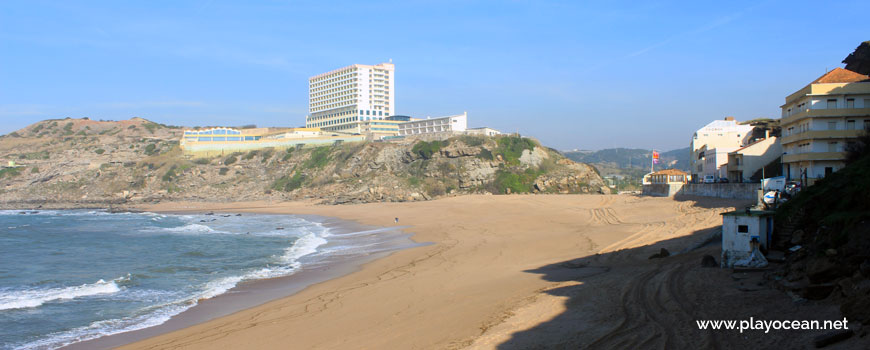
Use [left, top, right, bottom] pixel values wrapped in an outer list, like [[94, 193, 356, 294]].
[[785, 181, 801, 195], [704, 175, 716, 183], [718, 177, 729, 183]]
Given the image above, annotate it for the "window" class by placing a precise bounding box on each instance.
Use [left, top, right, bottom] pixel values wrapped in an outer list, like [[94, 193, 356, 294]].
[[827, 99, 837, 109], [738, 225, 749, 233], [828, 122, 837, 130], [828, 142, 838, 152], [847, 99, 855, 108], [865, 120, 870, 131], [848, 120, 856, 130]]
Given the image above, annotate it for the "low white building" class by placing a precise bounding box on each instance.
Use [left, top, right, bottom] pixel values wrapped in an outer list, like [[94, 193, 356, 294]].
[[721, 210, 775, 268], [465, 127, 501, 137], [398, 112, 468, 137]]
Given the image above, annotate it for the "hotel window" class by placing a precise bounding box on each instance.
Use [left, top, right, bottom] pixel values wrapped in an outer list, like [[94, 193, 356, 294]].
[[827, 99, 837, 109], [847, 120, 856, 130], [846, 99, 855, 108], [828, 122, 836, 130], [828, 142, 838, 152]]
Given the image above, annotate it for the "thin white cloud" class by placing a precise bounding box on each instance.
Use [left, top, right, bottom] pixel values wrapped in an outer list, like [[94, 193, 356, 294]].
[[626, 11, 742, 59]]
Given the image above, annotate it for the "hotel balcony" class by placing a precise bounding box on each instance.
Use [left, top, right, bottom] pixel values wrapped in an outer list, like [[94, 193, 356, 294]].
[[782, 152, 845, 163], [781, 107, 870, 126], [781, 129, 864, 145]]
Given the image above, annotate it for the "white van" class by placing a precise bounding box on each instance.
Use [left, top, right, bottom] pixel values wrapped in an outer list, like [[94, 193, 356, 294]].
[[703, 175, 716, 183]]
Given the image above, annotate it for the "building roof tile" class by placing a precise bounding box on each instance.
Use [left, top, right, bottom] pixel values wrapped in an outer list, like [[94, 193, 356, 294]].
[[651, 168, 688, 176], [811, 67, 870, 84]]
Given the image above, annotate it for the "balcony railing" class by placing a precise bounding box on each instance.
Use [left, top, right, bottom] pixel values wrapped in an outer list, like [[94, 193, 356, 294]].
[[781, 129, 864, 145], [782, 107, 870, 126], [782, 152, 846, 163]]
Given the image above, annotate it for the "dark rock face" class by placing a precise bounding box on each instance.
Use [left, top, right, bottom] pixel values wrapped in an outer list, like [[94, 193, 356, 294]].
[[648, 248, 670, 259], [843, 41, 870, 75], [701, 254, 718, 267]]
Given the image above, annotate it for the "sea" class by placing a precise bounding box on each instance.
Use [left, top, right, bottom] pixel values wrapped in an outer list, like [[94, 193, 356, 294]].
[[0, 209, 413, 350]]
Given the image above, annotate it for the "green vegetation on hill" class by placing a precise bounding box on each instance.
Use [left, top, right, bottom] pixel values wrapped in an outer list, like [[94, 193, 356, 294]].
[[412, 140, 447, 159], [303, 147, 331, 169], [491, 168, 542, 194], [0, 167, 21, 179], [271, 171, 305, 192], [494, 136, 536, 165]]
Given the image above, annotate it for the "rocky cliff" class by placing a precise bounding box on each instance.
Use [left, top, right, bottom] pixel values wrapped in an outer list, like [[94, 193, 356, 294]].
[[0, 118, 607, 208]]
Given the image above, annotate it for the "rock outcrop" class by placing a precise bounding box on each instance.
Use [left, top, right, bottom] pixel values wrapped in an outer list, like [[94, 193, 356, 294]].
[[0, 118, 607, 208]]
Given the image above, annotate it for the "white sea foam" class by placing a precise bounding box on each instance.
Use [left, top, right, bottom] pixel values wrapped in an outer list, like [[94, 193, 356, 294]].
[[10, 214, 344, 350], [280, 232, 328, 264], [162, 223, 217, 233], [0, 276, 127, 311], [16, 300, 192, 350]]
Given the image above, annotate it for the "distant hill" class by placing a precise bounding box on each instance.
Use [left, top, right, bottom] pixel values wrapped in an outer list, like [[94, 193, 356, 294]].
[[563, 147, 690, 173]]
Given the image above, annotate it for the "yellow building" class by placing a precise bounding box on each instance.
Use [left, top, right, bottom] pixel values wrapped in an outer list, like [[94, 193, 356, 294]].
[[644, 169, 690, 185], [780, 68, 870, 183]]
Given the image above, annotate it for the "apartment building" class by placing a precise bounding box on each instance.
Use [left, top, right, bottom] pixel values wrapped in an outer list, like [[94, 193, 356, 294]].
[[690, 118, 755, 181], [780, 68, 870, 183], [306, 62, 396, 133]]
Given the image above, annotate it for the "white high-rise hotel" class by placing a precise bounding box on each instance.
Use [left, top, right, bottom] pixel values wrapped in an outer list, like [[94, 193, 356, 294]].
[[306, 62, 396, 133]]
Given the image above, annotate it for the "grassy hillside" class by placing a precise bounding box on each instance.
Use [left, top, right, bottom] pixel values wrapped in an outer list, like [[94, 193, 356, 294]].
[[0, 118, 606, 207]]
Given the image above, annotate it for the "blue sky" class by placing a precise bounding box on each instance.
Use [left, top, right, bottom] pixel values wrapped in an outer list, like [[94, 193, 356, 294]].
[[1, 0, 868, 150]]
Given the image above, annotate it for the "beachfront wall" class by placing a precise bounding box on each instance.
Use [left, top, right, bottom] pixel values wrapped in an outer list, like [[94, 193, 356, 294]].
[[676, 183, 760, 200], [181, 135, 366, 157], [642, 184, 683, 197], [643, 182, 760, 201]]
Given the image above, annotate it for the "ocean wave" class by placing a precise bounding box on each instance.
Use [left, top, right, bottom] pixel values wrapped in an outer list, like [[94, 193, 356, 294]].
[[195, 232, 330, 300], [16, 300, 192, 350], [280, 232, 328, 264], [161, 223, 217, 234], [0, 276, 128, 311]]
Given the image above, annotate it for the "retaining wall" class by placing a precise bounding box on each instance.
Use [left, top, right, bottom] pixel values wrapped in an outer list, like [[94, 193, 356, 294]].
[[643, 182, 761, 201]]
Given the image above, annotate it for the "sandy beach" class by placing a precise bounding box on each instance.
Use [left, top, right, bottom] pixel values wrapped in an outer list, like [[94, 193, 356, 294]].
[[111, 194, 862, 349]]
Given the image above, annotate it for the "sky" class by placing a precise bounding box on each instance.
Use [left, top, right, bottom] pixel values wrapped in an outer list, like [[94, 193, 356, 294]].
[[1, 0, 868, 151]]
